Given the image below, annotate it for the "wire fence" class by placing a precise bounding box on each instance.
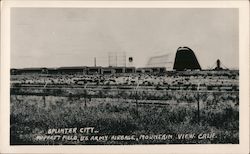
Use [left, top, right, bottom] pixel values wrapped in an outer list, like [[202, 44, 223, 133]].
[[11, 85, 239, 124], [10, 86, 239, 100]]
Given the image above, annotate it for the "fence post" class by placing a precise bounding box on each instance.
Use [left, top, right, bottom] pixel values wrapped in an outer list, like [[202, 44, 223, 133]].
[[135, 81, 140, 117], [197, 92, 200, 124], [84, 83, 89, 107], [196, 83, 200, 125], [136, 90, 138, 113], [43, 80, 47, 107], [43, 94, 46, 107], [84, 89, 87, 107]]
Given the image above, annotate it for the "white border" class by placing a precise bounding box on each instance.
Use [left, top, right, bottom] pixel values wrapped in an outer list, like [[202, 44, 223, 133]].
[[1, 1, 249, 154]]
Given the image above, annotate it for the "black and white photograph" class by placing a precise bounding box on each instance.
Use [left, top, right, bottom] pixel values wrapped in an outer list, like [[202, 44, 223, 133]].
[[1, 0, 249, 153]]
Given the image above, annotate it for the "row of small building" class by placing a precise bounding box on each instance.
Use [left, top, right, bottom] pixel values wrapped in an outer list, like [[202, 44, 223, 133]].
[[10, 66, 167, 75], [12, 47, 222, 75]]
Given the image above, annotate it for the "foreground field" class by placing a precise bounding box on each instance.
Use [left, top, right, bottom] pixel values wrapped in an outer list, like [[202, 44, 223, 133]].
[[10, 93, 239, 145], [10, 72, 239, 145]]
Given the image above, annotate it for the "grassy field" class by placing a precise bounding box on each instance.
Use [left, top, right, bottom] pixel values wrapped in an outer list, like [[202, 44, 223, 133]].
[[10, 72, 239, 145], [10, 92, 239, 145]]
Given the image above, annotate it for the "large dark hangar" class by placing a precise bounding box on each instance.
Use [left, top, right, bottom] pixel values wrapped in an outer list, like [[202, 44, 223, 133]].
[[173, 47, 201, 71]]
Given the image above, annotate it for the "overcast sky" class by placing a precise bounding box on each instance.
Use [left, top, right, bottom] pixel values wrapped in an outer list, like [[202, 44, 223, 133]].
[[11, 8, 238, 69]]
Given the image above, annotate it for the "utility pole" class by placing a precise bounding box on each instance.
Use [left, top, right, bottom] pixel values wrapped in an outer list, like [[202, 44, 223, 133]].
[[94, 57, 96, 67], [125, 53, 126, 67]]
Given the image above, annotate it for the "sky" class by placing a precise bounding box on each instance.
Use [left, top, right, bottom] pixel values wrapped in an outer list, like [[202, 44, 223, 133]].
[[11, 8, 238, 69]]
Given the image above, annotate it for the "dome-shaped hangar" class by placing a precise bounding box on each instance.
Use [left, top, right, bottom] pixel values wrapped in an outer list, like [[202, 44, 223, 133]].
[[173, 47, 201, 71]]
